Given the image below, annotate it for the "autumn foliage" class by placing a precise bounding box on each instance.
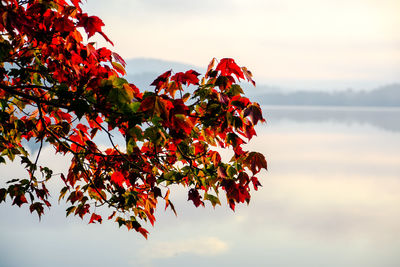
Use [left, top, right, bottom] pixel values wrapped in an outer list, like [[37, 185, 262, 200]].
[[0, 0, 267, 237]]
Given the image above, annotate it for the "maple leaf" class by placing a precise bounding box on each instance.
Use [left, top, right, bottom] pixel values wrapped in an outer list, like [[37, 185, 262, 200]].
[[204, 193, 221, 208], [184, 70, 201, 85], [78, 13, 104, 38], [53, 18, 75, 32], [208, 151, 221, 167], [77, 13, 113, 45], [241, 67, 256, 86], [112, 52, 126, 67], [171, 70, 200, 86], [243, 103, 265, 125], [188, 189, 204, 207], [12, 194, 27, 207], [244, 152, 267, 174], [151, 70, 172, 90], [206, 57, 217, 77], [193, 142, 205, 155], [217, 166, 228, 178], [172, 114, 193, 136], [29, 202, 44, 220], [137, 227, 149, 239], [216, 58, 244, 80], [111, 171, 125, 187], [244, 122, 257, 139], [251, 177, 262, 191], [89, 213, 103, 224], [139, 95, 156, 112], [112, 62, 126, 76], [71, 0, 82, 10]]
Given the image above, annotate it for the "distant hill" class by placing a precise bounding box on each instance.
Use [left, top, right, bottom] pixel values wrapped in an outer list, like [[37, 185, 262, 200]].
[[252, 84, 400, 107], [125, 58, 200, 75], [125, 58, 202, 90], [124, 58, 400, 107]]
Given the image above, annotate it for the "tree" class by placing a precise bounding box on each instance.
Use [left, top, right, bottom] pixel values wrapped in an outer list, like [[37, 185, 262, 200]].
[[0, 0, 266, 238]]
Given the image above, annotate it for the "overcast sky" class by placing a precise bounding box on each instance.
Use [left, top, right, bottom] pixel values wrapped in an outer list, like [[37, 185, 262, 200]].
[[83, 0, 400, 90]]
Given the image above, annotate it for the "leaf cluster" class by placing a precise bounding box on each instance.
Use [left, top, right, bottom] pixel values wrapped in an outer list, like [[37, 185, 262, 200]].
[[0, 0, 267, 237]]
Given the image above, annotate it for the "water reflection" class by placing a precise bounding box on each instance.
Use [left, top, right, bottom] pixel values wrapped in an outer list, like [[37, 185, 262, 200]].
[[1, 106, 399, 267], [264, 105, 400, 132]]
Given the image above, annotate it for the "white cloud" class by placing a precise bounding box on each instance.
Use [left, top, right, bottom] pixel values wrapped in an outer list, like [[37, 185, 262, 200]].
[[138, 236, 228, 260]]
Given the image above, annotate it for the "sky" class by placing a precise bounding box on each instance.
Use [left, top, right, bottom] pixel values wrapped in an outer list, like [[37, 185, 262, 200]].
[[83, 0, 400, 90]]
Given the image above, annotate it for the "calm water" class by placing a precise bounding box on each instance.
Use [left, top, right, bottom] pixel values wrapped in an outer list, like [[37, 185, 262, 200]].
[[1, 106, 399, 267]]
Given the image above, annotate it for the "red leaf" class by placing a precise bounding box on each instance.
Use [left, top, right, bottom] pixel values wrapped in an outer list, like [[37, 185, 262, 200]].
[[244, 152, 267, 174], [77, 14, 104, 38], [188, 189, 204, 207], [244, 122, 257, 139], [111, 171, 125, 187], [29, 202, 44, 220], [57, 110, 72, 123], [12, 194, 27, 207], [112, 52, 126, 67], [53, 18, 75, 32], [171, 70, 200, 86], [243, 103, 265, 125], [108, 211, 116, 220], [76, 123, 89, 135], [193, 142, 205, 155], [151, 70, 172, 90], [71, 0, 81, 10], [99, 31, 114, 46], [89, 213, 103, 224], [251, 177, 262, 191], [229, 199, 236, 211], [77, 13, 113, 44], [137, 227, 149, 239], [216, 58, 244, 80]]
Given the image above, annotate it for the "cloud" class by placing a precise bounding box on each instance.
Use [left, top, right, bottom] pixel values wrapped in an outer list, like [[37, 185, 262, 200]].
[[138, 236, 228, 260]]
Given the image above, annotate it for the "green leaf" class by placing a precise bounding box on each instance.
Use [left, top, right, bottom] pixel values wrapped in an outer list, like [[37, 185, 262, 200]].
[[229, 84, 244, 96], [19, 179, 30, 185], [204, 193, 221, 208], [111, 76, 128, 88], [126, 137, 136, 155], [127, 102, 141, 113], [227, 166, 237, 178]]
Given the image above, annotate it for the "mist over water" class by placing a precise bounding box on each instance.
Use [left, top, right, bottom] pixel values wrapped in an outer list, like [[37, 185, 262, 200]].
[[264, 105, 400, 132], [1, 106, 399, 267]]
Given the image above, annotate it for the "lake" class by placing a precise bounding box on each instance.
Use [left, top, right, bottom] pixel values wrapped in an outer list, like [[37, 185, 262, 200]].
[[1, 106, 399, 267]]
